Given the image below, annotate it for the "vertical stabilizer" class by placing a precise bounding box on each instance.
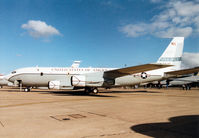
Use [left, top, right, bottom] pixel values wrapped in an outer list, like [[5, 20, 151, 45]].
[[71, 61, 81, 68], [157, 37, 184, 70]]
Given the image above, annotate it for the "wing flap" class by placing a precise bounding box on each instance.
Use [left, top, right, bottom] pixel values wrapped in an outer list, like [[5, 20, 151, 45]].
[[104, 63, 172, 79], [165, 66, 199, 76]]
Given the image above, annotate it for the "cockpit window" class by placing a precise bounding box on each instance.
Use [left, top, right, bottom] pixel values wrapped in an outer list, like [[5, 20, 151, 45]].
[[11, 71, 16, 74]]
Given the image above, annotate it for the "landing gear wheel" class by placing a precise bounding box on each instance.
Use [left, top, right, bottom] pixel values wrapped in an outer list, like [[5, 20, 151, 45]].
[[84, 87, 99, 95], [24, 87, 31, 92], [84, 87, 91, 95], [92, 88, 98, 94]]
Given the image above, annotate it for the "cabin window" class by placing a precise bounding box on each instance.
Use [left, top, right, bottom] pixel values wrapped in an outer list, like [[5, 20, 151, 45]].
[[40, 72, 43, 76]]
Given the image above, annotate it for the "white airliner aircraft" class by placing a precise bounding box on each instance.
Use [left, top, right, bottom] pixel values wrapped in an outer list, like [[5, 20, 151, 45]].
[[0, 75, 13, 88], [7, 37, 198, 94], [0, 61, 80, 88]]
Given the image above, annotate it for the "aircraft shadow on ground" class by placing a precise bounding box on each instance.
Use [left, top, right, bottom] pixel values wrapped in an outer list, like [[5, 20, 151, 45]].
[[35, 89, 161, 97], [34, 90, 117, 97], [0, 89, 22, 92], [131, 115, 199, 138], [103, 90, 162, 94]]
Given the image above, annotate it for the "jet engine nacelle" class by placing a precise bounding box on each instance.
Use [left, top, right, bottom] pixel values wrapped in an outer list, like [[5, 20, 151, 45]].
[[71, 75, 86, 87], [49, 80, 60, 89]]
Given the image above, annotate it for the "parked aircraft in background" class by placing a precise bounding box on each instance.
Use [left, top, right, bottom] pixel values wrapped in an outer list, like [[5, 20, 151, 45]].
[[146, 67, 199, 89], [71, 61, 81, 68], [161, 72, 199, 89], [0, 61, 80, 89], [0, 75, 13, 88], [7, 37, 199, 94]]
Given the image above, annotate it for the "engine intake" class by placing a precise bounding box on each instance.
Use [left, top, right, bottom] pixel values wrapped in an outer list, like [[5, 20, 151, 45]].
[[71, 75, 86, 87], [49, 80, 60, 89]]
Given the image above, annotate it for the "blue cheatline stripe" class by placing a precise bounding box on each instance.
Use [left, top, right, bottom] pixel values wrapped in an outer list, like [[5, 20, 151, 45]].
[[159, 57, 182, 62]]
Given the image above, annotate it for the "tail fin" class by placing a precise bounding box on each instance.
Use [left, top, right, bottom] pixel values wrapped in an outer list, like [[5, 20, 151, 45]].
[[157, 37, 184, 70], [71, 61, 81, 68]]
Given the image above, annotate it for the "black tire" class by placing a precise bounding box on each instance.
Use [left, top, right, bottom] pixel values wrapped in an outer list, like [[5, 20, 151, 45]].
[[92, 88, 98, 94], [84, 87, 91, 94], [24, 88, 30, 92], [84, 87, 98, 95]]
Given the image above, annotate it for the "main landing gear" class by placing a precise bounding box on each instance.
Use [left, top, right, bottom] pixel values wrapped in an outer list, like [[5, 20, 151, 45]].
[[84, 87, 99, 94], [24, 87, 31, 92]]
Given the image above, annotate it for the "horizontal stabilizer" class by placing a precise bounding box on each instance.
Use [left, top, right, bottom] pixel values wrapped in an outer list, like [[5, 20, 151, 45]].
[[104, 63, 172, 79], [165, 66, 199, 76]]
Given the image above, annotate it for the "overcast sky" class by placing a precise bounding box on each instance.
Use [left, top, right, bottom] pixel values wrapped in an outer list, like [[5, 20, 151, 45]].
[[0, 0, 199, 74]]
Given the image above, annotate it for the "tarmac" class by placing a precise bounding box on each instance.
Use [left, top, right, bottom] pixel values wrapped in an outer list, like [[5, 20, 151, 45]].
[[0, 87, 199, 138]]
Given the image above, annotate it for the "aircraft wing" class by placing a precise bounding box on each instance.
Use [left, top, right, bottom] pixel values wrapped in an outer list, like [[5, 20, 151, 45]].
[[165, 66, 199, 76], [104, 63, 172, 79]]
